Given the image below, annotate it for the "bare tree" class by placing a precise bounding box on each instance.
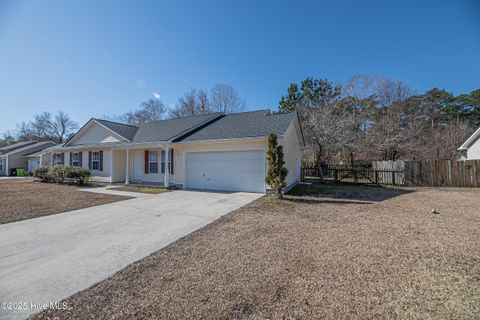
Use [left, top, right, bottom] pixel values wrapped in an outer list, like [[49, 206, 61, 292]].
[[210, 83, 246, 114], [120, 98, 166, 124], [170, 89, 212, 118], [49, 111, 79, 143], [15, 111, 78, 143]]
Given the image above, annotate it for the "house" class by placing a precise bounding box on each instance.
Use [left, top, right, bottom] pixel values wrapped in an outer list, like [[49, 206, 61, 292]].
[[0, 141, 57, 176], [458, 127, 480, 160], [46, 110, 304, 193]]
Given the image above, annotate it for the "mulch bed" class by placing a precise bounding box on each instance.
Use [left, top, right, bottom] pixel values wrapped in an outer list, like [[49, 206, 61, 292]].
[[0, 179, 131, 224], [34, 185, 480, 319], [109, 185, 169, 194]]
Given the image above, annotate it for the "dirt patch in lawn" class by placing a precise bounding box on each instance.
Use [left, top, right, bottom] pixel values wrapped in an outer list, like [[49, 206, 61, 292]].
[[109, 185, 170, 194], [34, 185, 480, 320], [0, 179, 131, 224]]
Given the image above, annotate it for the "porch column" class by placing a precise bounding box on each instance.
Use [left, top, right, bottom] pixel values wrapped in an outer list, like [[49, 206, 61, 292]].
[[125, 149, 129, 185], [5, 156, 9, 176], [164, 144, 169, 187], [110, 148, 114, 183]]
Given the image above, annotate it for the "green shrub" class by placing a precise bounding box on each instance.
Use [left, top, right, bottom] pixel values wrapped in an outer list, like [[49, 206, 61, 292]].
[[33, 166, 51, 182], [33, 165, 91, 185]]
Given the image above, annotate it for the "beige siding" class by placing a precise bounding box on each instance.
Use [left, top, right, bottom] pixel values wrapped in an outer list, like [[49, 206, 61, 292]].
[[172, 139, 267, 187], [61, 149, 112, 179], [466, 136, 480, 160], [68, 123, 122, 146], [279, 120, 302, 189]]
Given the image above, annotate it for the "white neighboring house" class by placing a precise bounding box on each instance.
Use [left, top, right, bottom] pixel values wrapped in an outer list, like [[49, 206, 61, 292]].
[[458, 127, 480, 160], [46, 110, 304, 193], [0, 141, 56, 176]]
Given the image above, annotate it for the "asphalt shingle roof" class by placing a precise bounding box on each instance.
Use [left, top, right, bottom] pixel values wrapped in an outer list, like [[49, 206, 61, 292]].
[[95, 119, 139, 141], [2, 141, 56, 156], [131, 113, 222, 143], [0, 141, 38, 154], [174, 110, 297, 142], [79, 111, 297, 145]]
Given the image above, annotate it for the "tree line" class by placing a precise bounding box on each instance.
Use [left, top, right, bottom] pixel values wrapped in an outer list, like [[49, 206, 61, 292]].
[[278, 75, 479, 164], [0, 83, 245, 145]]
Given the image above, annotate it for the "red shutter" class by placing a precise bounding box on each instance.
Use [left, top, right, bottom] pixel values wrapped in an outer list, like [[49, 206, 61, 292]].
[[170, 149, 174, 174], [99, 151, 104, 171], [51, 153, 55, 166], [88, 151, 92, 169], [79, 152, 83, 167], [144, 150, 149, 174], [61, 153, 64, 165], [69, 152, 73, 166]]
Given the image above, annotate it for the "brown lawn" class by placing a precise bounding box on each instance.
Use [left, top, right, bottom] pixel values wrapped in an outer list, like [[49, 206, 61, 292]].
[[0, 179, 131, 224], [34, 183, 480, 320]]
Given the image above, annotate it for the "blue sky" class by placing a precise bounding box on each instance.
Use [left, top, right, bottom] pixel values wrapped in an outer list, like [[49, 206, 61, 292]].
[[0, 0, 479, 131]]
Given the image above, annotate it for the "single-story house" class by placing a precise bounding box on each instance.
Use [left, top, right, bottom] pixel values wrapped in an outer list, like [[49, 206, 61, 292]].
[[458, 127, 480, 160], [0, 141, 56, 176], [46, 110, 304, 193]]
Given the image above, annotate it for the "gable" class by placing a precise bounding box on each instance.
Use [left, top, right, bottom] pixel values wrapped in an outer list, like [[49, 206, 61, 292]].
[[67, 122, 125, 146]]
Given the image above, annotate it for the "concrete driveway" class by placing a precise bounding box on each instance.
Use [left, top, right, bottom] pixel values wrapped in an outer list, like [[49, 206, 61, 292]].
[[0, 190, 262, 320]]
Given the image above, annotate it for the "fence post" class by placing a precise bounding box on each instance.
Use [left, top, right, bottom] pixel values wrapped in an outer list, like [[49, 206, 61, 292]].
[[392, 171, 396, 186], [334, 169, 338, 181], [375, 171, 379, 185], [353, 169, 357, 184]]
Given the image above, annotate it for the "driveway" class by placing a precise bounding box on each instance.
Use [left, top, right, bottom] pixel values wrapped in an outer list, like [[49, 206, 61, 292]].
[[0, 190, 262, 320]]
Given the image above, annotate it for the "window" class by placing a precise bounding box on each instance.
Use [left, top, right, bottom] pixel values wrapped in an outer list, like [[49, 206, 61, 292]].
[[149, 151, 158, 173], [161, 150, 173, 174], [92, 151, 100, 170], [0, 158, 3, 171], [161, 150, 165, 174], [71, 153, 80, 167], [54, 153, 62, 165]]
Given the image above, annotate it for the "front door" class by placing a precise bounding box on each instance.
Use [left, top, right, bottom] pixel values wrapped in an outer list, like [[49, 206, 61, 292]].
[[133, 150, 143, 181]]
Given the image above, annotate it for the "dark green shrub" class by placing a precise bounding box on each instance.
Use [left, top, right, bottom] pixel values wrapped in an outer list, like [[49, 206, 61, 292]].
[[33, 166, 51, 182], [33, 165, 91, 185]]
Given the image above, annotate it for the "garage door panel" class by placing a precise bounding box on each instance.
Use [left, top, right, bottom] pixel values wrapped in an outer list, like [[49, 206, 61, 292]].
[[186, 150, 265, 193]]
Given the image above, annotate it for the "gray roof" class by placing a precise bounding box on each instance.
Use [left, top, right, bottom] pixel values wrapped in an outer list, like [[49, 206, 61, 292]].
[[94, 119, 139, 141], [67, 111, 297, 146], [132, 113, 222, 142], [2, 141, 56, 157], [175, 110, 297, 142], [0, 141, 38, 154]]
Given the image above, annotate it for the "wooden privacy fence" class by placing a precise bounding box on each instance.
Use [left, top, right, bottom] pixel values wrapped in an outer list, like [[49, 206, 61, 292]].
[[302, 165, 404, 186], [403, 160, 480, 187], [301, 160, 480, 188]]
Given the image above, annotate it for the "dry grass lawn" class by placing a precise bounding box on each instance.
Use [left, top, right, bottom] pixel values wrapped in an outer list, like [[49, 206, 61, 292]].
[[110, 185, 170, 194], [0, 179, 131, 224], [34, 184, 480, 320]]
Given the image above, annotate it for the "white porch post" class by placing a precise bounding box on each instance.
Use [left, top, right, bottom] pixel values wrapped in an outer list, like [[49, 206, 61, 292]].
[[110, 148, 114, 183], [164, 144, 169, 187], [125, 149, 129, 185], [39, 154, 43, 167], [5, 156, 9, 176]]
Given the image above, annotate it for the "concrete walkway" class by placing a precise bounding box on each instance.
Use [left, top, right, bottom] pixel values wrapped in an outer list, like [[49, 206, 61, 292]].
[[0, 190, 262, 320]]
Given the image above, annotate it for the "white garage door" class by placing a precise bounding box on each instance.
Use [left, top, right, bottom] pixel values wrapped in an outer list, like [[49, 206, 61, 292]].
[[186, 150, 265, 193]]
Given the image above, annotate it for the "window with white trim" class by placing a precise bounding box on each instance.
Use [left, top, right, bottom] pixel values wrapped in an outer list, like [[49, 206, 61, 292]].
[[54, 153, 62, 165], [149, 151, 158, 173], [92, 151, 100, 170], [0, 158, 3, 172], [71, 153, 80, 167]]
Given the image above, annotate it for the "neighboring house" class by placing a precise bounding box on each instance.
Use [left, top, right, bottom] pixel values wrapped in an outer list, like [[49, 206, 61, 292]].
[[458, 127, 480, 160], [47, 110, 304, 193], [0, 141, 57, 176]]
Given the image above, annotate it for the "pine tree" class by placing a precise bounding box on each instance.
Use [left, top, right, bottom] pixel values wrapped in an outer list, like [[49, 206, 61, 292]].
[[265, 133, 288, 198]]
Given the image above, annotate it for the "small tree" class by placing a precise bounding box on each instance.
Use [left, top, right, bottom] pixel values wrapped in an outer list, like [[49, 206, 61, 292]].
[[265, 133, 288, 198]]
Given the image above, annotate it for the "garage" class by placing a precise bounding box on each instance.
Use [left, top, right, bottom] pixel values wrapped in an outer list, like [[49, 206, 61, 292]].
[[186, 150, 266, 193]]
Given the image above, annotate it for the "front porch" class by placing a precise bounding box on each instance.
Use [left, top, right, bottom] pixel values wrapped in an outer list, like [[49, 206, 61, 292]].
[[110, 145, 175, 186]]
